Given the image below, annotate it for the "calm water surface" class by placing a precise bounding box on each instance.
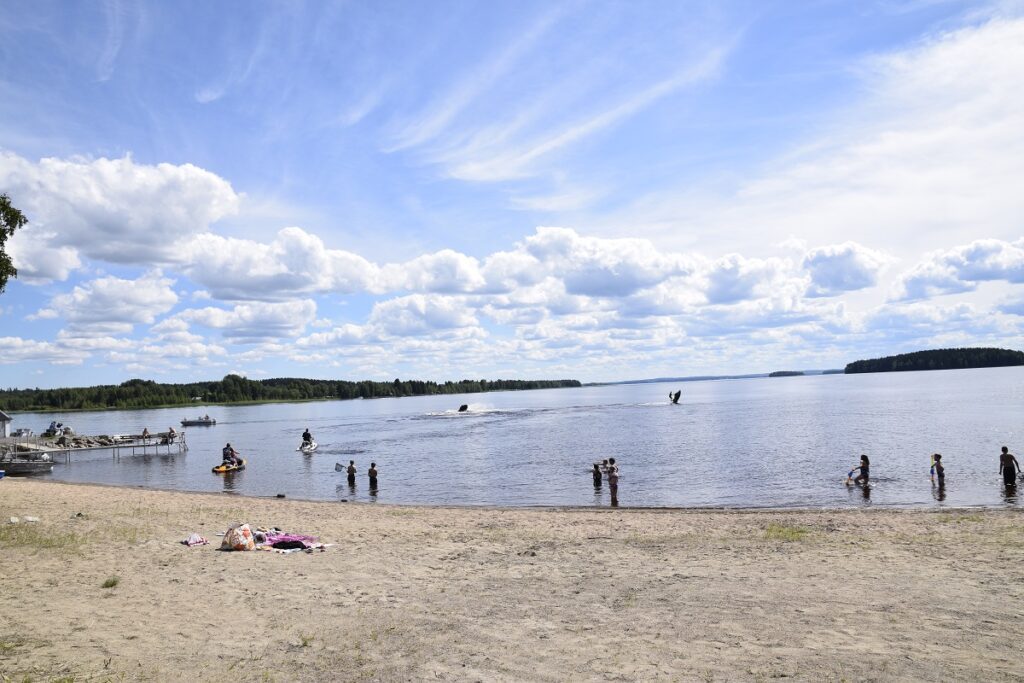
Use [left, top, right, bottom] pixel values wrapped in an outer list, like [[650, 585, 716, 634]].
[[12, 367, 1024, 508]]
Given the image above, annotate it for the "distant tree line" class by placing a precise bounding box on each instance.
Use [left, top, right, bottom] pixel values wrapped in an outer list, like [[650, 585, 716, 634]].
[[0, 375, 582, 412], [845, 348, 1024, 374]]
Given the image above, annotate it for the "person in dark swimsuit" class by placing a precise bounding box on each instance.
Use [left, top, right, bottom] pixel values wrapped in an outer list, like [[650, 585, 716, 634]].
[[851, 454, 870, 485], [931, 453, 945, 486], [999, 446, 1019, 487], [302, 428, 312, 445], [368, 462, 378, 490], [346, 460, 357, 486], [592, 463, 603, 488]]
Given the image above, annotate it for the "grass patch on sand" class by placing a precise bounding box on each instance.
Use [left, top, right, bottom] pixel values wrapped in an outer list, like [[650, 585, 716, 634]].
[[938, 513, 984, 524], [0, 523, 83, 551], [102, 575, 120, 589], [764, 523, 809, 542]]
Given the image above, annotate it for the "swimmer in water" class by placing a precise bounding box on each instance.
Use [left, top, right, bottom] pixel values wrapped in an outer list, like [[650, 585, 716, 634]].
[[999, 446, 1019, 487]]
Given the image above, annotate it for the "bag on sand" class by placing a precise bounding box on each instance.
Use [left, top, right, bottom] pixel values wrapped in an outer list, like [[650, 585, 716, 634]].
[[221, 524, 255, 551]]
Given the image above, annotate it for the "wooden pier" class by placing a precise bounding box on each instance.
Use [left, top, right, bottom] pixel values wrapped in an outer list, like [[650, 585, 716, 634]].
[[1, 431, 189, 464]]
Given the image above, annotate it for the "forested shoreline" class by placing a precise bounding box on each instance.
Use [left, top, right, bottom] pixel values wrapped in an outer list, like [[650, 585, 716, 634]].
[[844, 348, 1024, 374], [0, 375, 582, 412]]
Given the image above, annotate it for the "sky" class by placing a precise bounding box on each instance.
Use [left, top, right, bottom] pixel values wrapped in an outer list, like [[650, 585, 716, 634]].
[[1, 0, 1023, 388]]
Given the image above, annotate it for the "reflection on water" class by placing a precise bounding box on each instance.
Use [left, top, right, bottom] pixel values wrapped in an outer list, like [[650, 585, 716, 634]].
[[1001, 483, 1018, 506], [220, 471, 242, 494], [20, 366, 1024, 508]]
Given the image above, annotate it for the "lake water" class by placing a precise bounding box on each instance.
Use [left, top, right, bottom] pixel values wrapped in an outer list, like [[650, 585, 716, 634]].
[[9, 366, 1024, 508]]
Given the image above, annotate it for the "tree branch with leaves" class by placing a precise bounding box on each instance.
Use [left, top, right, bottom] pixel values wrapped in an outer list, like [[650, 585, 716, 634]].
[[0, 193, 28, 293]]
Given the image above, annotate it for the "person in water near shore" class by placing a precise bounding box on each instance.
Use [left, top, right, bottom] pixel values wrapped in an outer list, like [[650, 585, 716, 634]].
[[607, 457, 619, 507], [222, 443, 240, 467], [346, 460, 357, 486], [592, 463, 603, 488], [368, 462, 378, 490], [302, 428, 312, 444], [849, 454, 870, 486], [931, 453, 945, 486], [999, 446, 1019, 487]]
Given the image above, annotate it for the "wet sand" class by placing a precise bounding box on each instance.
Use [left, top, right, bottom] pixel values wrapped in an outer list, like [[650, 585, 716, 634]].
[[1, 479, 1022, 682]]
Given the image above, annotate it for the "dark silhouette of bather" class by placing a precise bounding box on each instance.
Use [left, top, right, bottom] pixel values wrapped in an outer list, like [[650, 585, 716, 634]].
[[458, 404, 468, 412], [669, 390, 681, 404]]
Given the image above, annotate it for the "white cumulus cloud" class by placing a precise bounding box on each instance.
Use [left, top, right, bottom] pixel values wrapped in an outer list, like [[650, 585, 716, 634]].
[[893, 238, 1024, 300], [181, 299, 317, 340], [34, 272, 178, 334], [0, 152, 240, 272], [803, 241, 894, 297]]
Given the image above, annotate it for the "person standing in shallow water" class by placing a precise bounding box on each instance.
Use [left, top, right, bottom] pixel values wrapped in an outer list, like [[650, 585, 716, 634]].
[[346, 460, 357, 486], [592, 463, 603, 488], [606, 457, 619, 507], [931, 453, 945, 487], [999, 446, 1019, 487], [368, 462, 378, 491]]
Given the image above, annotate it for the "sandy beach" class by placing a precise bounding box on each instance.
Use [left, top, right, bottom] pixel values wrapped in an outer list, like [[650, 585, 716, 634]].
[[1, 480, 1022, 682]]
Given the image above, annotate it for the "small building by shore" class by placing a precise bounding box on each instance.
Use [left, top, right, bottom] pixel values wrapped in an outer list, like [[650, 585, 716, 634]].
[[0, 409, 11, 438]]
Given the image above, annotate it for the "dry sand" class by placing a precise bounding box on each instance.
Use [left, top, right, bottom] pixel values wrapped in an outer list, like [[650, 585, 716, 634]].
[[1, 479, 1022, 682]]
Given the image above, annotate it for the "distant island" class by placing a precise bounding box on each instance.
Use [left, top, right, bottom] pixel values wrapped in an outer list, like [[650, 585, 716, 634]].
[[845, 348, 1024, 374], [0, 375, 582, 412], [768, 370, 804, 377]]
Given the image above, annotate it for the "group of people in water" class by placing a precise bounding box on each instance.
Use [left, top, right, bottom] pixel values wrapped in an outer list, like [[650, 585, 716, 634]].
[[845, 447, 1020, 490], [340, 459, 379, 490], [218, 433, 381, 492], [592, 458, 620, 506]]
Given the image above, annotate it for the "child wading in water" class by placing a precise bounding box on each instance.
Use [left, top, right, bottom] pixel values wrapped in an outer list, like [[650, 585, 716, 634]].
[[847, 454, 869, 486]]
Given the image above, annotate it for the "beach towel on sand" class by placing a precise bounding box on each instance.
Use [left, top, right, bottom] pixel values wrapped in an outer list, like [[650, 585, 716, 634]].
[[182, 532, 208, 547], [221, 524, 255, 551]]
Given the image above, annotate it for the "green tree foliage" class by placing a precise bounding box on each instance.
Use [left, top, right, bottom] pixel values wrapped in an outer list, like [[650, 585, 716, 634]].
[[0, 375, 582, 412], [845, 347, 1024, 374], [0, 193, 28, 293]]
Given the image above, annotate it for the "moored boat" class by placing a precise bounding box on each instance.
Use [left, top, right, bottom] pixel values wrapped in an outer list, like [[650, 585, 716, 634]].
[[182, 416, 216, 426], [0, 452, 54, 475]]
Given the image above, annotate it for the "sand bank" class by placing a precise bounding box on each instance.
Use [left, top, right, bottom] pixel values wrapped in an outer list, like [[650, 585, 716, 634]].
[[1, 480, 1022, 682]]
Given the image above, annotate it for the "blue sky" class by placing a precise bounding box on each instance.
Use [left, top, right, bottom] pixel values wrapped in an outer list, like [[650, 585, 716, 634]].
[[1, 0, 1023, 388]]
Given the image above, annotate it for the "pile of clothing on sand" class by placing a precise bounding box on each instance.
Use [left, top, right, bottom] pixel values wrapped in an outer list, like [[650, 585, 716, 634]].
[[183, 524, 330, 553]]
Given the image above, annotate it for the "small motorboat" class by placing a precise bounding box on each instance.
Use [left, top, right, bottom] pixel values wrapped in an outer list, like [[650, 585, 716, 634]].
[[0, 452, 54, 475], [297, 441, 318, 453], [212, 458, 246, 473], [182, 417, 217, 426]]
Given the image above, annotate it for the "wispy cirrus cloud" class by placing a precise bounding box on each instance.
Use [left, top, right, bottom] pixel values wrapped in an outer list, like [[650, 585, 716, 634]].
[[386, 4, 571, 152]]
